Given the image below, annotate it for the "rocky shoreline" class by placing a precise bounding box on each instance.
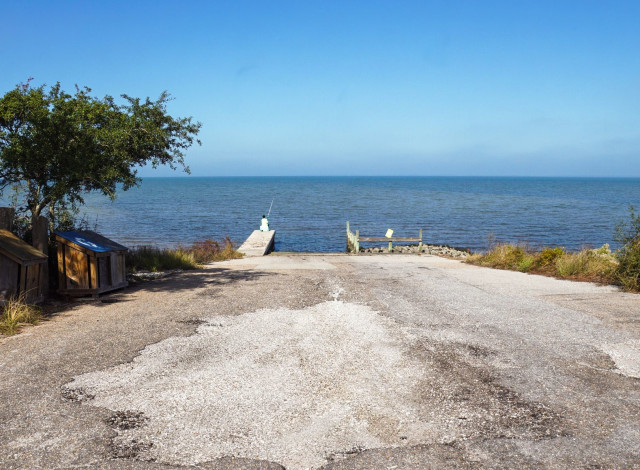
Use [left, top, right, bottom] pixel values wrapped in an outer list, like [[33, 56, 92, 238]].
[[359, 244, 470, 258]]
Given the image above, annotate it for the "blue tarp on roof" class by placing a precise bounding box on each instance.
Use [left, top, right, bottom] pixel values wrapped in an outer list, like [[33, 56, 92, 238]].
[[55, 230, 127, 253]]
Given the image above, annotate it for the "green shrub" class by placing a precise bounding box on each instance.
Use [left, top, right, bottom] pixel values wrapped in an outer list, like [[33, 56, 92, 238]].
[[590, 243, 612, 257], [616, 240, 640, 291], [517, 255, 535, 272], [615, 206, 640, 291], [535, 247, 566, 268], [1, 293, 41, 336]]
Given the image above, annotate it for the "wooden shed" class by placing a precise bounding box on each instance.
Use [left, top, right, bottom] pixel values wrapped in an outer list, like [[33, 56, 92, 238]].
[[56, 230, 128, 297], [0, 229, 48, 303]]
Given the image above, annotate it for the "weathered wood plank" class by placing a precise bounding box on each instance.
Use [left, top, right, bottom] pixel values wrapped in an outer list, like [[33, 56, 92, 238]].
[[0, 253, 19, 300], [65, 245, 90, 289], [346, 222, 423, 254], [89, 257, 98, 290], [358, 237, 421, 242], [57, 243, 66, 291]]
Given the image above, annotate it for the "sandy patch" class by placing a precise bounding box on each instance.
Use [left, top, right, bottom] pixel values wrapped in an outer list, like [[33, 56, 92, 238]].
[[603, 340, 640, 378]]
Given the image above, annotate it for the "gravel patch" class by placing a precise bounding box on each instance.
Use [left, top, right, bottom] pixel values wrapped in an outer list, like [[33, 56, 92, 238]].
[[65, 300, 426, 469], [360, 244, 469, 257]]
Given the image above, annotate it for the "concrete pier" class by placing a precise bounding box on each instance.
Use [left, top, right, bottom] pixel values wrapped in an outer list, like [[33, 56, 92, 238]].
[[238, 230, 275, 257]]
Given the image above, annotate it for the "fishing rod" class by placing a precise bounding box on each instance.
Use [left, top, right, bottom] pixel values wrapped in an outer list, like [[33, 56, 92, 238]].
[[267, 199, 274, 218]]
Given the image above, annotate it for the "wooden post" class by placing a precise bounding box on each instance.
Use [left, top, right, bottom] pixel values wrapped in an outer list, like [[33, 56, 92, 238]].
[[346, 221, 351, 252], [388, 241, 393, 252], [89, 257, 98, 290], [418, 229, 423, 251], [57, 243, 66, 292], [355, 230, 360, 254], [0, 207, 15, 231], [32, 216, 49, 298]]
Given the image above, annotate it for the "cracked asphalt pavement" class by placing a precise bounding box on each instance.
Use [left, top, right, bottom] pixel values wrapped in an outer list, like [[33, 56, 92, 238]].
[[1, 254, 639, 469]]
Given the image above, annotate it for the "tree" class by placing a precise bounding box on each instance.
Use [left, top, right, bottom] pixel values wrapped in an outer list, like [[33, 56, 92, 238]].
[[0, 80, 201, 230]]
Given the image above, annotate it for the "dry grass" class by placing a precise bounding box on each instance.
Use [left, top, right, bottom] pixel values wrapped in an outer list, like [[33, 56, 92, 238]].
[[127, 237, 242, 273], [555, 250, 616, 280], [189, 237, 243, 264], [126, 246, 198, 272], [467, 243, 618, 285], [468, 243, 534, 272], [469, 209, 640, 292], [0, 292, 42, 336]]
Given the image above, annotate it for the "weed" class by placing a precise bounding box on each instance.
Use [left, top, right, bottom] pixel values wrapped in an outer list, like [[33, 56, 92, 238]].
[[127, 237, 242, 273], [190, 237, 242, 264], [555, 252, 588, 277], [126, 246, 198, 272], [0, 292, 42, 335], [517, 255, 535, 272]]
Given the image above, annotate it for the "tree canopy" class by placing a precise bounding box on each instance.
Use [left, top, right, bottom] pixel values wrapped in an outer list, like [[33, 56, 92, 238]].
[[0, 80, 201, 222]]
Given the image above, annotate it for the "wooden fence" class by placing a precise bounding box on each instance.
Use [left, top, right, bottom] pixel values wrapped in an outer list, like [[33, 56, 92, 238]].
[[347, 221, 422, 254]]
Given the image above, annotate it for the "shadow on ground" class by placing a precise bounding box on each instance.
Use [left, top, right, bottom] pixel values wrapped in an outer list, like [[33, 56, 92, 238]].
[[46, 267, 274, 313]]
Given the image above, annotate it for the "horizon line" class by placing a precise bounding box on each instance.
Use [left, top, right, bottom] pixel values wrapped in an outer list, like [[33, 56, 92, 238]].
[[139, 174, 640, 179]]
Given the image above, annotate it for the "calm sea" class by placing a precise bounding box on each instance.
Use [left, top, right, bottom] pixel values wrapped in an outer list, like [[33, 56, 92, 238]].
[[71, 176, 640, 253]]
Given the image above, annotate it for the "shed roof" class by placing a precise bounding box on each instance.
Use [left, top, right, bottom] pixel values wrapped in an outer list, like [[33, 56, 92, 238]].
[[0, 229, 48, 263], [55, 230, 128, 253]]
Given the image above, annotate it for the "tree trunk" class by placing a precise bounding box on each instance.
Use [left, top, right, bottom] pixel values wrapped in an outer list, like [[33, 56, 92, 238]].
[[32, 216, 50, 298], [0, 207, 15, 231]]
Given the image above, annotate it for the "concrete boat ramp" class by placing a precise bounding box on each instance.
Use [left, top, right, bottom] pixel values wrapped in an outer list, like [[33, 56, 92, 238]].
[[1, 254, 639, 469], [238, 230, 275, 257]]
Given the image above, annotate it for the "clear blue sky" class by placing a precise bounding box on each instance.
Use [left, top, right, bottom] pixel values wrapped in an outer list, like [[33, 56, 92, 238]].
[[2, 0, 639, 177]]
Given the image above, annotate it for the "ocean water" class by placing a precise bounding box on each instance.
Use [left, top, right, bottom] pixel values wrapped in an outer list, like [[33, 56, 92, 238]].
[[73, 176, 640, 253]]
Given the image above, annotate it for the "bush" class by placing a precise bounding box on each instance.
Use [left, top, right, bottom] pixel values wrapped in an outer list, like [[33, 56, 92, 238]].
[[0, 293, 42, 336], [616, 240, 640, 291], [535, 247, 566, 268], [615, 206, 640, 291]]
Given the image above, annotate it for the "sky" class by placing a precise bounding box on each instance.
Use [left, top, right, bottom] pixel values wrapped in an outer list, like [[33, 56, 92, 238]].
[[1, 0, 639, 177]]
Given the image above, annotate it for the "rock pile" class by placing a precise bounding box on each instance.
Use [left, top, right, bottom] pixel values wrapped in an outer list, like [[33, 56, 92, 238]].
[[360, 244, 469, 258]]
